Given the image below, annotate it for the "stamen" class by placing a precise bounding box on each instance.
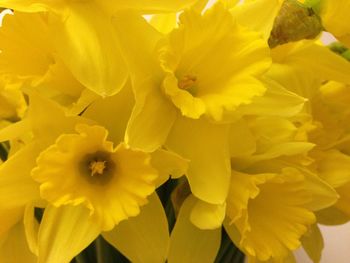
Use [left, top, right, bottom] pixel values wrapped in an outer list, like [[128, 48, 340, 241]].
[[89, 160, 107, 177], [178, 75, 197, 91]]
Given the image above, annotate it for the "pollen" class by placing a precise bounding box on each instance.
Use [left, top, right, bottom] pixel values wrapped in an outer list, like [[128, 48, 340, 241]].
[[178, 75, 197, 91], [89, 160, 107, 177]]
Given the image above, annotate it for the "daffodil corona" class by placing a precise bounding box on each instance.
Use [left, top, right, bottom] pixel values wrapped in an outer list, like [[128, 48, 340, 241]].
[[32, 124, 158, 231]]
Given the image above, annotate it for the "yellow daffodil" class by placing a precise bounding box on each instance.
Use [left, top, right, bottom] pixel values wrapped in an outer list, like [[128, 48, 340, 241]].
[[0, 10, 97, 112], [266, 40, 350, 228], [0, 0, 198, 97], [114, 3, 270, 205], [0, 86, 186, 262], [32, 124, 158, 231], [224, 168, 336, 262]]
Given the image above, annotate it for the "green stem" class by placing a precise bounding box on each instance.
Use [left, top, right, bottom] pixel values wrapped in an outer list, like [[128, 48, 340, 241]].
[[95, 237, 104, 263], [75, 254, 86, 263]]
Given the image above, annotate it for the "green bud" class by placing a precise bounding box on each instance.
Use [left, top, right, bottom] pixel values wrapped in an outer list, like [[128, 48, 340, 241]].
[[269, 0, 323, 48]]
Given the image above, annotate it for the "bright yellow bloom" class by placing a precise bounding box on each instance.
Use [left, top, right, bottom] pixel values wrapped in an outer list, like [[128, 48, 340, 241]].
[[0, 0, 198, 97], [0, 11, 94, 111], [160, 3, 269, 121], [226, 169, 317, 262], [267, 40, 350, 226], [115, 3, 270, 205], [32, 124, 158, 231]]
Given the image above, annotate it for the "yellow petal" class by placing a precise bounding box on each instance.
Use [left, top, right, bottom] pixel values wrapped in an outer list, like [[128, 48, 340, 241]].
[[266, 64, 321, 99], [272, 41, 350, 84], [150, 13, 177, 34], [316, 150, 350, 188], [126, 87, 177, 152], [0, 143, 40, 210], [28, 91, 91, 144], [226, 171, 270, 224], [0, 119, 30, 143], [98, 0, 197, 13], [168, 195, 221, 263], [229, 118, 256, 157], [0, 11, 53, 80], [24, 203, 39, 256], [37, 205, 101, 263], [83, 81, 135, 144], [190, 199, 226, 230], [112, 11, 162, 81], [237, 77, 306, 117], [102, 193, 169, 263], [166, 116, 231, 204], [0, 207, 22, 237], [302, 171, 339, 212], [231, 0, 283, 40], [0, 221, 37, 263], [320, 0, 350, 42], [316, 206, 349, 225], [301, 224, 324, 263], [334, 182, 350, 219], [151, 149, 189, 187], [49, 1, 128, 96]]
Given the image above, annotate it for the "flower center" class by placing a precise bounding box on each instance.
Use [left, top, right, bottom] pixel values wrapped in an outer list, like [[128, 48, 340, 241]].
[[80, 151, 115, 185], [89, 160, 107, 177], [178, 75, 197, 95]]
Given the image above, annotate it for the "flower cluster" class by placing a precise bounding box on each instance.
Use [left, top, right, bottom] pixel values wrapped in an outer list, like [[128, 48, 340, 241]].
[[0, 0, 350, 262]]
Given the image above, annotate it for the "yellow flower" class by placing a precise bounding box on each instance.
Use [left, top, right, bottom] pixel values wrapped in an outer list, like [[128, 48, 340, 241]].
[[32, 124, 158, 231], [0, 11, 95, 111], [225, 167, 336, 262], [160, 3, 270, 120], [114, 3, 270, 205], [0, 0, 198, 97]]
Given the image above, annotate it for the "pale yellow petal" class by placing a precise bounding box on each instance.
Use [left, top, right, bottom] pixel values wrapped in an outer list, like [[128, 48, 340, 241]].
[[231, 0, 283, 40], [302, 171, 339, 212], [237, 78, 306, 117], [150, 13, 177, 34], [229, 118, 256, 157], [112, 11, 162, 82], [0, 222, 37, 263], [98, 0, 197, 13], [102, 194, 169, 263], [316, 206, 349, 225], [317, 150, 350, 188], [190, 199, 226, 230], [0, 207, 22, 237], [38, 205, 101, 263], [301, 224, 324, 263], [166, 116, 231, 204], [151, 149, 189, 187], [24, 203, 39, 256], [126, 88, 177, 152], [49, 1, 128, 96], [83, 81, 134, 144], [272, 41, 350, 84], [0, 143, 40, 210], [168, 195, 221, 263], [0, 119, 30, 143]]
